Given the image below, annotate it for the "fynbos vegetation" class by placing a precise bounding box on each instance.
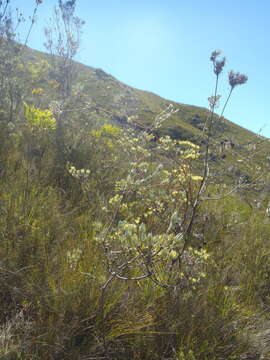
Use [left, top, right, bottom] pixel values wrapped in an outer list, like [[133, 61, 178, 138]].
[[1, 1, 270, 360]]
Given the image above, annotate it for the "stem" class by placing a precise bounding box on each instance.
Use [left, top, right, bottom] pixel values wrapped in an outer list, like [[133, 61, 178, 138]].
[[219, 87, 233, 120], [100, 274, 115, 358], [209, 74, 219, 133], [24, 3, 40, 46], [182, 74, 220, 248], [172, 73, 222, 271], [0, 0, 9, 22]]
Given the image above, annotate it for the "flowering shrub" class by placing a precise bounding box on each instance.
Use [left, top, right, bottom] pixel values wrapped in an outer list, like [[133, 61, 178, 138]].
[[67, 118, 206, 287], [66, 118, 209, 288], [106, 219, 209, 289], [24, 103, 56, 132], [107, 129, 202, 231]]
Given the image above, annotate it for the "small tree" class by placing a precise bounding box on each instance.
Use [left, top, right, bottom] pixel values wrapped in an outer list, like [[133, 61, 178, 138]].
[[44, 0, 84, 99]]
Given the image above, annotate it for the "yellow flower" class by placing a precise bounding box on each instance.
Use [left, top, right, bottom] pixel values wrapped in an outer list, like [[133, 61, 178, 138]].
[[32, 87, 44, 95], [191, 175, 203, 181], [170, 250, 178, 258], [24, 103, 56, 131]]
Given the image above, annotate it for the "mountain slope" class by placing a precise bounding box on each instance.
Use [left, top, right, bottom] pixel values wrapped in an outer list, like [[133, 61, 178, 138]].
[[23, 45, 270, 178], [24, 45, 260, 141]]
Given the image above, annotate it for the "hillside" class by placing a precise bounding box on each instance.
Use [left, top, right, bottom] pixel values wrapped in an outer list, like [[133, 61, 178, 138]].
[[21, 45, 270, 195], [23, 46, 259, 143], [1, 41, 270, 360]]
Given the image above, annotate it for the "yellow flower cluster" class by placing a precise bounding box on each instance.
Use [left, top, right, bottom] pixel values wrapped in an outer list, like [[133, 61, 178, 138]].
[[182, 150, 200, 160], [32, 87, 44, 95], [178, 140, 200, 150], [69, 165, 91, 179], [109, 194, 123, 205], [191, 175, 203, 181], [24, 103, 56, 132]]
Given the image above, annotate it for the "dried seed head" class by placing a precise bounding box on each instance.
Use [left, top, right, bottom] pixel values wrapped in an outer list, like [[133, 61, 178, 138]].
[[210, 50, 221, 62], [228, 71, 248, 88], [210, 50, 226, 75], [214, 57, 226, 75]]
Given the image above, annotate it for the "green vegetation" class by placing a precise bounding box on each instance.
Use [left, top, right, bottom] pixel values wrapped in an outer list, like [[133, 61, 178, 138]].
[[1, 1, 270, 359]]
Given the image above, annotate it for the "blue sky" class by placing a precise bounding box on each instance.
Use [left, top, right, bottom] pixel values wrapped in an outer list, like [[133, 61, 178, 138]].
[[11, 0, 270, 137]]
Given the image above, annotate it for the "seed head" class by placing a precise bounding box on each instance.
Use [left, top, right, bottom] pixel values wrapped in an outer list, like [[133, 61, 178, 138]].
[[214, 57, 226, 75], [228, 71, 248, 88], [210, 50, 221, 62], [210, 50, 226, 75]]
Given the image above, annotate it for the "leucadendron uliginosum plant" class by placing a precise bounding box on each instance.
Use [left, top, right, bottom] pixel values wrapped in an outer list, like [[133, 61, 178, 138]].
[[68, 107, 209, 289], [98, 51, 248, 290], [95, 117, 210, 290]]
